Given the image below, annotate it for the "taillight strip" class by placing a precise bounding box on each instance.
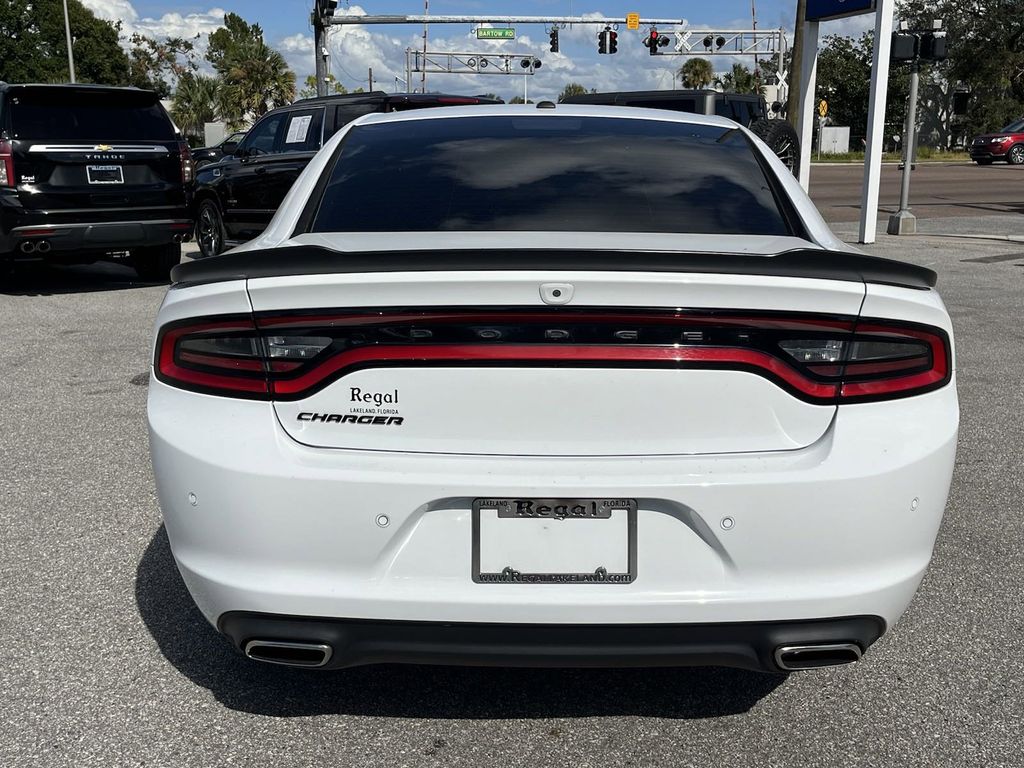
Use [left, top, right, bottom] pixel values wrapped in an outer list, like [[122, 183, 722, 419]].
[[269, 343, 840, 400]]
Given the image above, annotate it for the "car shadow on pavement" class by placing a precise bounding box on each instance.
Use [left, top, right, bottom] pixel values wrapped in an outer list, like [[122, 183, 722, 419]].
[[137, 527, 787, 719], [0, 261, 166, 295]]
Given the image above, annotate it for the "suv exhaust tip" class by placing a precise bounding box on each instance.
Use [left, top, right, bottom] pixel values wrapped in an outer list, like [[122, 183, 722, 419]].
[[19, 241, 36, 254], [35, 240, 51, 253], [243, 640, 333, 668], [774, 643, 863, 671]]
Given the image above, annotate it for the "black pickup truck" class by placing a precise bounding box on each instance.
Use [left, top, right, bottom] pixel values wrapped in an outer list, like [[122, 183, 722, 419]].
[[192, 91, 502, 258], [0, 83, 193, 281]]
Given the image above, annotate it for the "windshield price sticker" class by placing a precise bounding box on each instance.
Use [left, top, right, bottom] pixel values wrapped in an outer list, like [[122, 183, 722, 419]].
[[285, 115, 313, 144]]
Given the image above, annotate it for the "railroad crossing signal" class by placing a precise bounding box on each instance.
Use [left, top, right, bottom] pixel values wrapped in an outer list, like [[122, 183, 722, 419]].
[[818, 100, 828, 118]]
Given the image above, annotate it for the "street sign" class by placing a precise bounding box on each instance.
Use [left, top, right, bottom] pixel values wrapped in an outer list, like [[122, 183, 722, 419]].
[[477, 27, 515, 40], [626, 13, 640, 30], [806, 0, 876, 22], [818, 99, 828, 117]]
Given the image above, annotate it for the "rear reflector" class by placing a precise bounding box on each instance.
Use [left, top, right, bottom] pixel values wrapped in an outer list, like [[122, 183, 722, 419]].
[[0, 140, 14, 187], [179, 141, 194, 185], [154, 308, 951, 403]]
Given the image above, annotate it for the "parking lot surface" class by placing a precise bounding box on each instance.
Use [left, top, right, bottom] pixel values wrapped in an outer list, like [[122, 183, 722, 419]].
[[2, 230, 1023, 767]]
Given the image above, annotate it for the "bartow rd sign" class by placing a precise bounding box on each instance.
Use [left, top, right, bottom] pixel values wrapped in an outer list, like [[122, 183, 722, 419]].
[[477, 27, 515, 39]]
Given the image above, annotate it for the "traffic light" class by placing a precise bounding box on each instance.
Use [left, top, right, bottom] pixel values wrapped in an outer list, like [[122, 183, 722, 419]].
[[920, 31, 947, 60], [549, 27, 559, 53], [608, 30, 618, 54], [646, 29, 660, 55], [598, 27, 609, 54]]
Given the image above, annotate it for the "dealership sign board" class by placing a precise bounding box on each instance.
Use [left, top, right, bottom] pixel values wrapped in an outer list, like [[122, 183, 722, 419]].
[[806, 0, 876, 21]]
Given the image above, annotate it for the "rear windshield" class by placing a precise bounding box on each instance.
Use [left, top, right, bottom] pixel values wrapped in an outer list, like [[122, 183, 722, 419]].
[[8, 89, 175, 141], [310, 115, 789, 235]]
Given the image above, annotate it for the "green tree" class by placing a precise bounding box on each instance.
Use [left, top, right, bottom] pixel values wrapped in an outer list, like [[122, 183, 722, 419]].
[[715, 63, 761, 94], [509, 96, 533, 104], [127, 33, 199, 98], [297, 74, 347, 100], [816, 33, 909, 142], [171, 73, 221, 142], [0, 0, 129, 85], [558, 82, 589, 102], [678, 58, 714, 89], [899, 0, 1024, 142], [206, 13, 296, 126]]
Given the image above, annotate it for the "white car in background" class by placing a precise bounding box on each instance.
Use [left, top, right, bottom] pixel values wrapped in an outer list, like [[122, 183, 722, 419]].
[[148, 105, 958, 672]]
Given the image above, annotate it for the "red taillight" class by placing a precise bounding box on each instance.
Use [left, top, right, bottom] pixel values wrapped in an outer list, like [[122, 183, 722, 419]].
[[0, 140, 14, 187], [155, 310, 951, 403], [179, 141, 193, 184], [155, 318, 271, 397]]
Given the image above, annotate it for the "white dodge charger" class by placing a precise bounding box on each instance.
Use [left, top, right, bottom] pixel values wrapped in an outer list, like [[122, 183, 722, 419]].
[[148, 105, 958, 672]]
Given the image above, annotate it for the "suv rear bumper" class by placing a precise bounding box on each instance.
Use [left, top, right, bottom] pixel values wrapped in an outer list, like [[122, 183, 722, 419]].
[[218, 612, 886, 672], [4, 219, 192, 258]]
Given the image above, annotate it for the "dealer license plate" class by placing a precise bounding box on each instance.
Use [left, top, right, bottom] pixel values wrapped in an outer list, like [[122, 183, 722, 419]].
[[472, 498, 637, 584], [87, 165, 124, 184]]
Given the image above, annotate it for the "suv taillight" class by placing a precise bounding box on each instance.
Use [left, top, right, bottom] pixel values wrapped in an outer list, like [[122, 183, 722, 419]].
[[155, 310, 952, 403], [0, 140, 14, 187], [179, 141, 193, 184]]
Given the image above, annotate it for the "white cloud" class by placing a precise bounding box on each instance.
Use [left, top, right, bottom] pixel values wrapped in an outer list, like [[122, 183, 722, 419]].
[[81, 0, 226, 40]]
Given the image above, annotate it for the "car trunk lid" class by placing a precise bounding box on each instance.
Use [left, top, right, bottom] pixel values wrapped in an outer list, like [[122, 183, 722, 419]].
[[245, 267, 865, 457]]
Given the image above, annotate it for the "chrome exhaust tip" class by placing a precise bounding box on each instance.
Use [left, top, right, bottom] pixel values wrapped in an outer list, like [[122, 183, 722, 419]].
[[774, 643, 862, 671], [243, 640, 332, 668], [172, 234, 183, 243], [35, 240, 51, 253], [19, 240, 36, 254]]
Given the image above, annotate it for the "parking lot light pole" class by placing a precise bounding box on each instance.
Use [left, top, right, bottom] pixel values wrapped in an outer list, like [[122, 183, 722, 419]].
[[888, 58, 920, 235], [62, 0, 76, 83]]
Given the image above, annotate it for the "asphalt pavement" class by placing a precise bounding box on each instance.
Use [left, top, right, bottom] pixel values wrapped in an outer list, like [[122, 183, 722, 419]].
[[809, 161, 1024, 223], [2, 219, 1024, 767]]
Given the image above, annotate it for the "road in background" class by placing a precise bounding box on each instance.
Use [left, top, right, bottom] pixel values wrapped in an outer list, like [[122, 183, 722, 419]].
[[810, 162, 1024, 223], [2, 228, 1023, 767]]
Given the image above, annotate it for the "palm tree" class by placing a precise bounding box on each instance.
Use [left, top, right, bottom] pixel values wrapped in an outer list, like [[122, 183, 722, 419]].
[[678, 58, 715, 89], [171, 73, 221, 141], [715, 63, 761, 95], [220, 42, 296, 126]]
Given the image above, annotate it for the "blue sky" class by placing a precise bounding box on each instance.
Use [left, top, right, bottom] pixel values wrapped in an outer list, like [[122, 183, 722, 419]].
[[82, 1, 874, 101]]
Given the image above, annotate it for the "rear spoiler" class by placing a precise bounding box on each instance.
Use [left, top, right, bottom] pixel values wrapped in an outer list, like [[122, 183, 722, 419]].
[[171, 246, 937, 290]]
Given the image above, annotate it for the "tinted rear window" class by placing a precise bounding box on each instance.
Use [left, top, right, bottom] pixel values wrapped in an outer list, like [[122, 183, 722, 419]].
[[8, 89, 175, 141], [310, 116, 788, 235]]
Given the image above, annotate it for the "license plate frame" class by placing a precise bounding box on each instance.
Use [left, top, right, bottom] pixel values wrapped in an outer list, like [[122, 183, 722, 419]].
[[86, 165, 124, 185], [472, 498, 637, 585]]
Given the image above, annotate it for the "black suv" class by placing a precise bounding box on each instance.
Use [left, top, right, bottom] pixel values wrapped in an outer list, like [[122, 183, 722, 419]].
[[192, 91, 501, 257], [0, 83, 193, 281], [561, 89, 800, 176]]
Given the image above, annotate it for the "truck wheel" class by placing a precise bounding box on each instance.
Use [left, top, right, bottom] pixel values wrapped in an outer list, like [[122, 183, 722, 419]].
[[749, 118, 801, 177], [196, 199, 226, 258], [133, 243, 181, 283]]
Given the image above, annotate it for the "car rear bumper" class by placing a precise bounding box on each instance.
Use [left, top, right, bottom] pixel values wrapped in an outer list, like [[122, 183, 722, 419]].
[[218, 612, 886, 672], [149, 375, 958, 651]]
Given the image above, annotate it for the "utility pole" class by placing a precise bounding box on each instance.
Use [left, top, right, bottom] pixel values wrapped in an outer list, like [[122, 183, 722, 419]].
[[313, 6, 327, 97], [421, 0, 429, 93], [887, 57, 919, 234], [786, 0, 807, 128], [62, 0, 76, 83]]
